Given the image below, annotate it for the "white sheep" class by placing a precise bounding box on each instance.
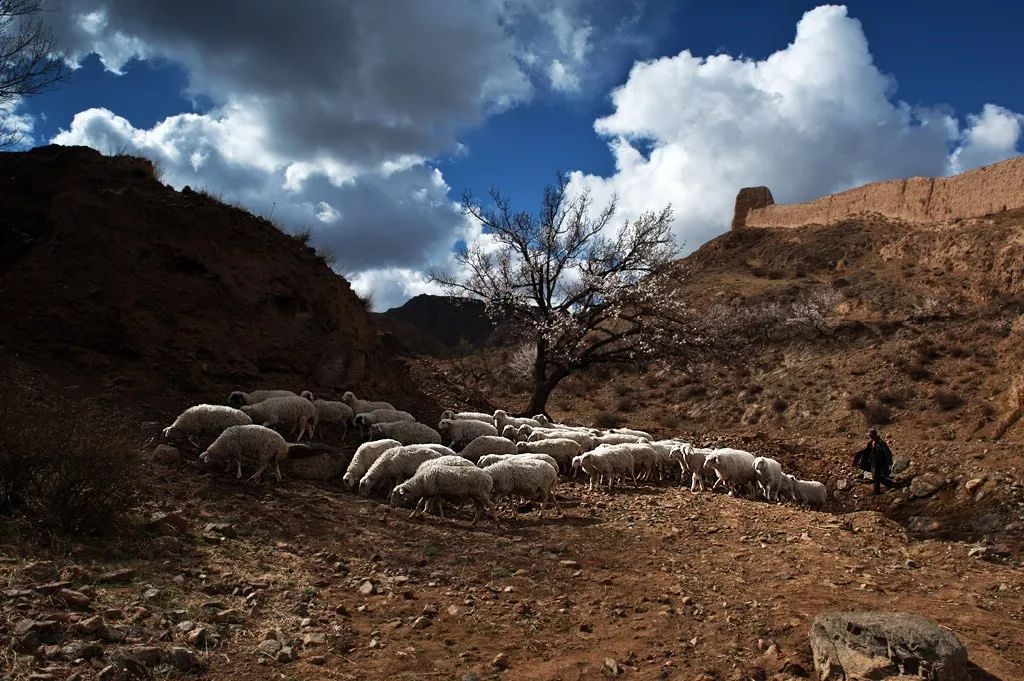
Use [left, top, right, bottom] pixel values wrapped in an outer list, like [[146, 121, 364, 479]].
[[597, 442, 657, 482], [353, 408, 416, 436], [342, 439, 402, 489], [199, 424, 288, 482], [162, 404, 252, 445], [392, 464, 496, 522], [477, 452, 559, 473], [516, 438, 582, 473], [240, 395, 316, 441], [501, 424, 520, 441], [307, 399, 354, 439], [610, 427, 653, 441], [591, 432, 646, 447], [368, 421, 442, 446], [753, 456, 785, 501], [784, 474, 827, 508], [527, 429, 595, 451], [437, 418, 499, 449], [577, 447, 637, 491], [342, 391, 396, 416], [358, 446, 441, 496], [703, 448, 757, 496], [670, 444, 709, 493], [493, 409, 541, 432], [440, 410, 494, 424], [228, 389, 296, 407], [460, 435, 517, 462], [532, 414, 552, 426], [484, 458, 561, 516]]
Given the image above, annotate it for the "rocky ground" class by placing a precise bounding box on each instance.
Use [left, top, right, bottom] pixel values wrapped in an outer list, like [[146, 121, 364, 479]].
[[2, 440, 1021, 681]]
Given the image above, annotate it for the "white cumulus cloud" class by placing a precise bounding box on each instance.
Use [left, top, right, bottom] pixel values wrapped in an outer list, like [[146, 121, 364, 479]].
[[568, 4, 1023, 251]]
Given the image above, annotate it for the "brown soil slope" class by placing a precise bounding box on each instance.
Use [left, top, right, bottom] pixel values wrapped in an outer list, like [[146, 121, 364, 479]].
[[0, 145, 439, 417]]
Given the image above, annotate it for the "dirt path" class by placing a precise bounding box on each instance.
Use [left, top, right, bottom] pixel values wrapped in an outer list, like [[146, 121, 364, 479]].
[[4, 472, 1021, 680]]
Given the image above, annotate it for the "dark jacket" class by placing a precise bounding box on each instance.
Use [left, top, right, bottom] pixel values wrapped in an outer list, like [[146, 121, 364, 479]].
[[853, 438, 893, 474]]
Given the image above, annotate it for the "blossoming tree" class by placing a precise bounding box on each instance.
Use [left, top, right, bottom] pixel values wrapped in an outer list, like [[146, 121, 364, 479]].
[[432, 173, 702, 415]]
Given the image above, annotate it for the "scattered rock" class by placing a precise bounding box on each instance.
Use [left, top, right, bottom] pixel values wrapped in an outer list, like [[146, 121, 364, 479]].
[[891, 457, 911, 475], [492, 652, 510, 669], [257, 639, 282, 657], [152, 444, 180, 465], [125, 645, 164, 667], [58, 641, 102, 660], [211, 608, 244, 624], [275, 646, 297, 663], [909, 472, 945, 499], [96, 568, 136, 584], [411, 616, 431, 630], [302, 632, 327, 647], [187, 627, 212, 647], [22, 561, 60, 582], [358, 580, 375, 595], [907, 516, 941, 533], [168, 646, 201, 672], [810, 611, 967, 681], [14, 619, 63, 644], [965, 477, 985, 492], [144, 511, 190, 536], [604, 657, 620, 675], [58, 588, 92, 610]]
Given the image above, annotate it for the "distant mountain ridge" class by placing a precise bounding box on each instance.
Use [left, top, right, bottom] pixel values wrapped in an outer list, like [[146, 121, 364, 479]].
[[374, 294, 493, 356]]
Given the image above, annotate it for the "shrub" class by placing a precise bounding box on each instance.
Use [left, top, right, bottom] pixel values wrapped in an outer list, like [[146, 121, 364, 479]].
[[863, 402, 892, 425], [593, 411, 624, 429], [933, 389, 964, 411], [315, 246, 337, 266], [0, 370, 142, 537], [771, 398, 789, 413], [847, 395, 867, 411], [291, 225, 314, 246], [616, 397, 635, 413]]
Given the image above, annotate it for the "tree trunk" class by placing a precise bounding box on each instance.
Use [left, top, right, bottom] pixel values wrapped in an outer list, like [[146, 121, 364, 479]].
[[527, 366, 569, 416]]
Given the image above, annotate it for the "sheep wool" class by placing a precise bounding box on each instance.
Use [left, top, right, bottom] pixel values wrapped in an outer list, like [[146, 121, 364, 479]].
[[228, 389, 296, 407], [392, 464, 496, 522], [753, 456, 785, 501], [358, 446, 441, 496], [492, 409, 541, 432], [785, 474, 827, 508], [703, 448, 757, 496], [241, 395, 316, 441], [483, 458, 561, 516], [341, 391, 396, 416], [516, 438, 583, 472], [163, 404, 252, 442], [343, 439, 401, 489], [440, 410, 494, 424], [309, 399, 354, 439], [438, 418, 499, 449], [353, 408, 416, 434], [460, 435, 518, 462], [369, 421, 442, 446], [200, 424, 289, 482]]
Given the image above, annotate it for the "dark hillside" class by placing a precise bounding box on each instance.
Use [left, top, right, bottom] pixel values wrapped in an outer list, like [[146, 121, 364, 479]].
[[0, 145, 439, 418]]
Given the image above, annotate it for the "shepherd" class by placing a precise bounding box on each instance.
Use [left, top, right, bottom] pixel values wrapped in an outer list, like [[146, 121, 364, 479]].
[[853, 427, 896, 495]]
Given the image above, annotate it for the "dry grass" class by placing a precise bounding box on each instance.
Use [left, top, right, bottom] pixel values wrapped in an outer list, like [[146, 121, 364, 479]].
[[0, 366, 143, 538]]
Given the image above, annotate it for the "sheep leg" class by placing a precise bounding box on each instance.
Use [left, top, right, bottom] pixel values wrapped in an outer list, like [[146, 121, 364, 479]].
[[274, 460, 283, 483], [690, 472, 700, 493], [248, 464, 267, 482], [550, 487, 563, 516], [188, 435, 200, 449], [235, 458, 243, 479], [631, 469, 639, 489]]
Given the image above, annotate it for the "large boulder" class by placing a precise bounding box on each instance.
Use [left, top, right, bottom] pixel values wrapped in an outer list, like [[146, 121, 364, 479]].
[[810, 611, 967, 681]]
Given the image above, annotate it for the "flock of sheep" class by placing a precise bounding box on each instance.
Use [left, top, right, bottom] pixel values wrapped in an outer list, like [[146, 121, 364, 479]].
[[160, 388, 827, 522]]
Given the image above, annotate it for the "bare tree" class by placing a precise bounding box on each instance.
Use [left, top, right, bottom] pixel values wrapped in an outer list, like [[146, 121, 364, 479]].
[[432, 173, 712, 415], [1, 0, 66, 148]]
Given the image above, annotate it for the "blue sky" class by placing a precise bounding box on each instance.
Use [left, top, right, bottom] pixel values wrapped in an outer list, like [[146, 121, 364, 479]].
[[13, 1, 1024, 309]]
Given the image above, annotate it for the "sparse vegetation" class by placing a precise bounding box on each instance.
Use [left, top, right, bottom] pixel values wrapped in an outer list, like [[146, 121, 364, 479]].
[[933, 389, 964, 411], [863, 402, 893, 425], [593, 411, 624, 428], [0, 366, 142, 537]]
